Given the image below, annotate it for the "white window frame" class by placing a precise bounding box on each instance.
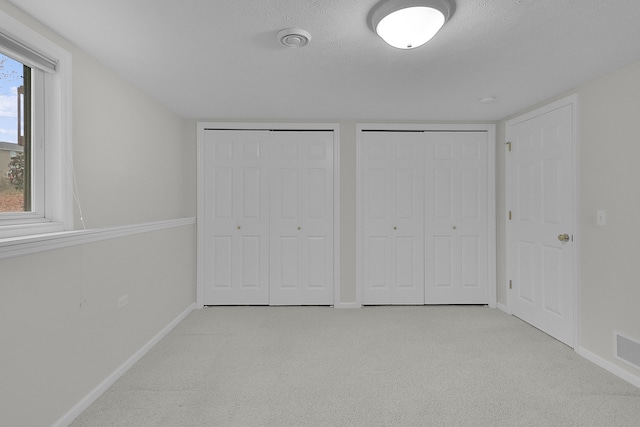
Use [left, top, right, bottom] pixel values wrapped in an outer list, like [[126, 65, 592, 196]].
[[0, 10, 72, 239]]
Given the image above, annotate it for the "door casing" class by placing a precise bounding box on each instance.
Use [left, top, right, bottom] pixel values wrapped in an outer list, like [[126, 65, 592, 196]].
[[355, 123, 497, 307], [196, 122, 341, 308]]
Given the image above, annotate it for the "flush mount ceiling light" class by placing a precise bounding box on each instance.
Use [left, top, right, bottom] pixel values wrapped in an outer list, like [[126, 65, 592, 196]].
[[277, 28, 311, 48], [370, 0, 455, 49]]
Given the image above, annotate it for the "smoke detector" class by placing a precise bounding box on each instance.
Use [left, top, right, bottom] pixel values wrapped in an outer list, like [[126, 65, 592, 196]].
[[277, 28, 311, 48]]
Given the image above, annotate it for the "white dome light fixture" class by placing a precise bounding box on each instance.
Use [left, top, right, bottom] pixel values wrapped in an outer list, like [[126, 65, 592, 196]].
[[370, 0, 455, 49]]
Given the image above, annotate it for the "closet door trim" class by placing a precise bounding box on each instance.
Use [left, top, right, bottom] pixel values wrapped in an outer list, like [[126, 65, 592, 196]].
[[355, 123, 496, 308], [196, 122, 341, 308]]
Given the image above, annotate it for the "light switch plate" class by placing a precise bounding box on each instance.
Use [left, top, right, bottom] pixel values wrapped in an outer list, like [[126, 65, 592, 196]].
[[596, 210, 607, 226]]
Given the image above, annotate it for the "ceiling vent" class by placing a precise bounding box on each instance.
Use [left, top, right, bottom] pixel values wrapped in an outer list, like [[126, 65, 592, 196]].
[[277, 28, 311, 48]]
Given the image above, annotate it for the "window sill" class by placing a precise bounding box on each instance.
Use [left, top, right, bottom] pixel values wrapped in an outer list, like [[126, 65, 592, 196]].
[[0, 220, 65, 239]]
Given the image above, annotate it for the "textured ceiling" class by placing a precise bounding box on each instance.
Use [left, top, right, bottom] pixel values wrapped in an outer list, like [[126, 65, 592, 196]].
[[8, 0, 640, 121]]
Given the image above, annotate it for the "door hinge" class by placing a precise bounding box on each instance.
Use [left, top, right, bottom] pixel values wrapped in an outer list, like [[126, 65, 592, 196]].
[[509, 280, 512, 290], [505, 141, 512, 152], [508, 211, 512, 220]]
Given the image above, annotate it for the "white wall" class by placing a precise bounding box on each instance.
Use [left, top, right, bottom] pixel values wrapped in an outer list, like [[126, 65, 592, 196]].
[[0, 227, 195, 426], [497, 59, 640, 382], [0, 1, 196, 425], [577, 59, 640, 376], [72, 51, 194, 228], [339, 120, 357, 302]]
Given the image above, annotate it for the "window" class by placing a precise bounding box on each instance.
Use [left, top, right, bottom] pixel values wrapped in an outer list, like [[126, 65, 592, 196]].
[[0, 54, 30, 213], [0, 10, 72, 239]]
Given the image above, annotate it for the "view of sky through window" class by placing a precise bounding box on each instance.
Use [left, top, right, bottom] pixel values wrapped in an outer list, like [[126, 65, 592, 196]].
[[0, 53, 26, 213], [0, 53, 23, 144]]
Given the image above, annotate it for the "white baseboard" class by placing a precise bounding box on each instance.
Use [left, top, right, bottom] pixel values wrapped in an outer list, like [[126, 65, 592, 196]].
[[576, 346, 640, 389], [52, 303, 196, 427], [334, 302, 362, 309]]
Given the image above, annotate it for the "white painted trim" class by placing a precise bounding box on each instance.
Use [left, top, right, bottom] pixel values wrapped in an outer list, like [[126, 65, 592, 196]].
[[0, 220, 64, 239], [334, 302, 362, 309], [576, 346, 640, 389], [504, 94, 579, 348], [51, 303, 196, 427], [504, 119, 513, 316], [571, 95, 581, 351], [332, 126, 342, 309], [496, 302, 509, 314], [0, 10, 74, 236], [358, 123, 496, 132], [355, 127, 363, 307], [196, 122, 341, 308], [505, 95, 578, 127], [486, 125, 497, 309], [198, 122, 341, 131], [0, 217, 195, 261], [614, 331, 640, 372], [196, 124, 206, 309], [355, 123, 497, 307]]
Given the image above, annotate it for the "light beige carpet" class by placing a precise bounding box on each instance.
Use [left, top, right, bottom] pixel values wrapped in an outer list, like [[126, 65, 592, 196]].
[[71, 306, 640, 426]]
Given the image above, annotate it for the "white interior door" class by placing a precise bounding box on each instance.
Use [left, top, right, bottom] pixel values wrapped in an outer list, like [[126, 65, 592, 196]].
[[203, 130, 270, 305], [361, 131, 425, 304], [425, 132, 489, 304], [270, 131, 334, 305], [507, 100, 575, 346]]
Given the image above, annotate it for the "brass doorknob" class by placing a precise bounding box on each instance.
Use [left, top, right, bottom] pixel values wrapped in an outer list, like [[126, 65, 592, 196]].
[[297, 226, 301, 230], [237, 226, 241, 230], [558, 234, 570, 242], [393, 226, 397, 230]]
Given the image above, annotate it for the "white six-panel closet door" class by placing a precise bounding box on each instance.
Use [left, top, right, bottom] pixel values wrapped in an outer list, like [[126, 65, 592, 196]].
[[203, 130, 270, 305], [270, 131, 334, 305], [424, 132, 488, 304], [361, 131, 426, 304]]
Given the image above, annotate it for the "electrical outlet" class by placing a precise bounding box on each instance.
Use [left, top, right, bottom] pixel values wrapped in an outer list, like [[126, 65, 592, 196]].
[[117, 294, 128, 309]]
